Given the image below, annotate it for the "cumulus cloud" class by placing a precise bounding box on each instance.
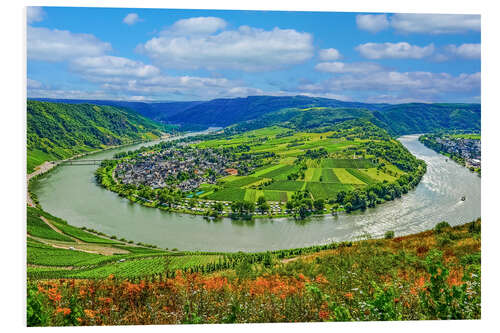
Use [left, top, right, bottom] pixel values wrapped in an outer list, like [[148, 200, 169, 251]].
[[318, 48, 342, 61], [356, 14, 389, 33], [27, 7, 45, 23], [356, 42, 434, 59], [70, 56, 160, 79], [123, 13, 142, 25], [138, 19, 314, 71], [390, 14, 480, 34], [167, 17, 227, 35], [445, 43, 481, 59], [27, 26, 112, 62], [315, 62, 384, 74]]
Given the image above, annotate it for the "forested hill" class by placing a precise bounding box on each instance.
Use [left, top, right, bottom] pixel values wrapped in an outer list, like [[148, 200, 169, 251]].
[[29, 96, 481, 136], [27, 101, 165, 173], [30, 98, 204, 122], [164, 95, 389, 126], [166, 98, 480, 136]]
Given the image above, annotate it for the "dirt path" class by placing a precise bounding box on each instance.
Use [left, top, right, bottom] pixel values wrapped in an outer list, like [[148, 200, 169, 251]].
[[30, 218, 131, 256], [40, 216, 83, 244]]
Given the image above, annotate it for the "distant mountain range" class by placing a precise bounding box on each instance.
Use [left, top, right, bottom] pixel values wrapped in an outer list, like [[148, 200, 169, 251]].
[[30, 96, 480, 136]]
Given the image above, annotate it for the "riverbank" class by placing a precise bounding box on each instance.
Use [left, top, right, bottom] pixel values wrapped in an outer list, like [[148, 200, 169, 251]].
[[27, 134, 178, 207], [418, 134, 481, 176], [30, 134, 480, 252]]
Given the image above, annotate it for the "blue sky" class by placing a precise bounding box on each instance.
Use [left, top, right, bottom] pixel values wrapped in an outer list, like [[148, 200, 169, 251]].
[[27, 6, 480, 103]]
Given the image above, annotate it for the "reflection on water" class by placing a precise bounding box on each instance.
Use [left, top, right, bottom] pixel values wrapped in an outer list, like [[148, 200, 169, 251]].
[[31, 134, 480, 252]]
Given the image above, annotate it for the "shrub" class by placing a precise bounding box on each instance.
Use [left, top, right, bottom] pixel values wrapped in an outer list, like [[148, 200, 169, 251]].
[[434, 221, 451, 233], [384, 231, 395, 239]]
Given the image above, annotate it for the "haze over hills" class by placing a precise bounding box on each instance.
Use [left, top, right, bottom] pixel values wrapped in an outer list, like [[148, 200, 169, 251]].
[[30, 95, 481, 136]]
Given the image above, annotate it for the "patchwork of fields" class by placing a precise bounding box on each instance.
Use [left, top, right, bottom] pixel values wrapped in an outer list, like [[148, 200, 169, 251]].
[[194, 126, 400, 202]]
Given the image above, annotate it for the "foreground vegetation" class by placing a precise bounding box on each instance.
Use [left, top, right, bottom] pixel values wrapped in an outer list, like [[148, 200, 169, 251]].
[[27, 219, 481, 326], [27, 100, 166, 172]]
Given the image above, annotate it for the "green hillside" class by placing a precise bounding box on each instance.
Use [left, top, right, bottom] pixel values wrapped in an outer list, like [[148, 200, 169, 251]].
[[27, 101, 165, 173]]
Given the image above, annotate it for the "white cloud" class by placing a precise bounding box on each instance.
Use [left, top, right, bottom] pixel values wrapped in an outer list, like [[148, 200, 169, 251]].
[[27, 78, 43, 89], [445, 43, 481, 59], [390, 14, 480, 34], [318, 48, 342, 61], [70, 56, 160, 79], [299, 70, 480, 102], [168, 17, 227, 35], [27, 7, 45, 24], [138, 20, 314, 71], [356, 42, 434, 59], [356, 14, 389, 33], [123, 13, 141, 25], [28, 26, 112, 62], [315, 62, 384, 74]]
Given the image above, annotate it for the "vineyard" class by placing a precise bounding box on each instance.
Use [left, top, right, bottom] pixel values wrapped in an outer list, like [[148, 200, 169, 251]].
[[27, 220, 481, 325]]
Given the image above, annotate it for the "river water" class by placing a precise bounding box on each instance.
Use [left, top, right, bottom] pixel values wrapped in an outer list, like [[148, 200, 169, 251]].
[[31, 134, 481, 252]]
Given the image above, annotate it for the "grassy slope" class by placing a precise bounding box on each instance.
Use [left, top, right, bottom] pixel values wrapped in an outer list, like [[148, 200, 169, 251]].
[[27, 100, 165, 172], [28, 220, 481, 325]]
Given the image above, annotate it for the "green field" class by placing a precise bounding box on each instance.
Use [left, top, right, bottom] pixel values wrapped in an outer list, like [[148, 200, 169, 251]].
[[345, 168, 377, 185], [263, 180, 305, 191], [320, 168, 341, 183], [359, 168, 396, 182], [223, 176, 261, 188], [263, 191, 288, 202], [306, 182, 353, 200], [321, 158, 374, 168], [206, 188, 246, 201], [27, 209, 75, 242], [258, 164, 296, 179], [332, 168, 366, 185], [304, 168, 322, 181]]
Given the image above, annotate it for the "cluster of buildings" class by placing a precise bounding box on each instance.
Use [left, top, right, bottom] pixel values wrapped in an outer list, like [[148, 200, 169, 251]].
[[436, 137, 481, 168], [114, 146, 240, 192]]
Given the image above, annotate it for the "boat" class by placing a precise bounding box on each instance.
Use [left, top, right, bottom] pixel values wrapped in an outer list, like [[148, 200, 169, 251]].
[[461, 196, 466, 201]]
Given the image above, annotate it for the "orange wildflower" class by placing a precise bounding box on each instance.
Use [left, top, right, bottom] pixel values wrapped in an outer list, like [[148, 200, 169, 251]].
[[84, 309, 95, 318], [343, 292, 353, 300], [98, 297, 113, 304], [202, 276, 227, 291], [48, 287, 61, 302], [315, 274, 328, 284], [319, 310, 330, 320], [55, 307, 71, 316]]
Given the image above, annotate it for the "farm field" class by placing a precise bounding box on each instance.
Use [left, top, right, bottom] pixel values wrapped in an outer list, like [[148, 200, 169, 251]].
[[189, 126, 407, 206]]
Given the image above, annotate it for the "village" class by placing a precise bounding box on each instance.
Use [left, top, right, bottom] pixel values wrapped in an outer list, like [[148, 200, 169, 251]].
[[435, 137, 481, 169], [114, 145, 250, 192]]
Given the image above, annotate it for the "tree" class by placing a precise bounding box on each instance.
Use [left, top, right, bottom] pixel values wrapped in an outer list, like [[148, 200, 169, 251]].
[[313, 199, 325, 211], [257, 196, 266, 206], [213, 202, 224, 213], [336, 190, 347, 204]]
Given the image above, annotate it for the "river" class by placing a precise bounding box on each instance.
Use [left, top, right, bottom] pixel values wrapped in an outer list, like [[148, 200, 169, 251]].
[[30, 134, 481, 252]]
